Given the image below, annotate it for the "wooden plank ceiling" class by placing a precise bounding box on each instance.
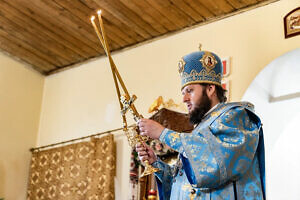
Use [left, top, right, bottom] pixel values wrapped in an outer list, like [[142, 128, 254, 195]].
[[0, 0, 277, 75]]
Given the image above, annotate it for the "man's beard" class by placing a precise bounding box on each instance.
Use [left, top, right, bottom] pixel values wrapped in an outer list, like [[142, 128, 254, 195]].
[[189, 90, 211, 125]]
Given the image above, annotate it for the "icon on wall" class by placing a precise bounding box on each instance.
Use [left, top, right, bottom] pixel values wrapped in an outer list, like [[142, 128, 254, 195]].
[[284, 7, 300, 38]]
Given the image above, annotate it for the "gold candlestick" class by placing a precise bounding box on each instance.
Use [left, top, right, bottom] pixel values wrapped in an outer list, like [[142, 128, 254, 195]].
[[90, 10, 159, 178], [91, 14, 128, 130]]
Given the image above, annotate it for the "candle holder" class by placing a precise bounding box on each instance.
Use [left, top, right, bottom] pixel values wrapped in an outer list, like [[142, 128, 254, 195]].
[[90, 11, 159, 178]]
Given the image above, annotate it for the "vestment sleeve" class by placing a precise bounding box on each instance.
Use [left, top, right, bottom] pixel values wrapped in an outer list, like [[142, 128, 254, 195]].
[[159, 106, 261, 188], [151, 158, 173, 200]]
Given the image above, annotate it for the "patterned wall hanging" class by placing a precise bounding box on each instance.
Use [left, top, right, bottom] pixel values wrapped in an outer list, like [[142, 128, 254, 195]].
[[27, 135, 116, 200]]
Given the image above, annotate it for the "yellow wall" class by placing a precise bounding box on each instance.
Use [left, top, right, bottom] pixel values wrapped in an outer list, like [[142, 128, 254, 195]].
[[38, 0, 300, 199], [0, 54, 44, 199]]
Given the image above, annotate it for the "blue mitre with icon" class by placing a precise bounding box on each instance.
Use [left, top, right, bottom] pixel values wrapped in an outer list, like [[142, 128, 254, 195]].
[[178, 48, 223, 89]]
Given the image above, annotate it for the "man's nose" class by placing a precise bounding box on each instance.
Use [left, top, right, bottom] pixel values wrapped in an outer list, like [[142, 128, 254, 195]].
[[183, 94, 189, 103]]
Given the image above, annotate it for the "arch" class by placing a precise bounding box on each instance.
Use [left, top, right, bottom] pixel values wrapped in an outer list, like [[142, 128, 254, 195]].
[[242, 48, 300, 199]]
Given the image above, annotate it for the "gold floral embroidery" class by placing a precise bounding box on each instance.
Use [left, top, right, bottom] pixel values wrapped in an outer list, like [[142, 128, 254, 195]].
[[181, 69, 222, 87], [170, 132, 180, 143]]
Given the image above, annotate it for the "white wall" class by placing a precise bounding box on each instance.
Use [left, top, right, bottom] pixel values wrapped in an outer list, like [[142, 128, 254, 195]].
[[0, 53, 44, 200], [38, 0, 300, 199], [242, 48, 300, 199]]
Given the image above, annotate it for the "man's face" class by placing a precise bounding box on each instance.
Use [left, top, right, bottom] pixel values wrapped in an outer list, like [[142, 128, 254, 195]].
[[182, 84, 211, 124], [182, 84, 206, 113]]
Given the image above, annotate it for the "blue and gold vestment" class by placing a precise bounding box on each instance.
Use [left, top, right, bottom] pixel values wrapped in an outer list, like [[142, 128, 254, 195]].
[[152, 102, 265, 200]]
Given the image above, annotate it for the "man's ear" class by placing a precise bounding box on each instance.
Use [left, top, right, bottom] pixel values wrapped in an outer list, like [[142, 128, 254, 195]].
[[206, 84, 216, 98]]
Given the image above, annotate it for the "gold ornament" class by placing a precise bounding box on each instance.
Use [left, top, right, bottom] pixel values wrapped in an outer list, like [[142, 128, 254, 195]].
[[178, 58, 186, 75]]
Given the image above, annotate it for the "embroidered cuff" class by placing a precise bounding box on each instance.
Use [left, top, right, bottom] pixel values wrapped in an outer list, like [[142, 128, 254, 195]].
[[159, 128, 169, 141]]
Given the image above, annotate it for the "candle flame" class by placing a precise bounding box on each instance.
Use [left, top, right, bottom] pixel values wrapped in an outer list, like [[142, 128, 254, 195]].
[[91, 15, 95, 21], [97, 10, 102, 15]]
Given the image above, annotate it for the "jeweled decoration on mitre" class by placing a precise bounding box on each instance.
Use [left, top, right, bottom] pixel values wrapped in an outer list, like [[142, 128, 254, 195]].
[[200, 51, 218, 72], [178, 58, 185, 76]]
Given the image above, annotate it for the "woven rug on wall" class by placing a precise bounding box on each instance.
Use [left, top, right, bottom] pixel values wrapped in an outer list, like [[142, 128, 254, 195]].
[[27, 134, 116, 200]]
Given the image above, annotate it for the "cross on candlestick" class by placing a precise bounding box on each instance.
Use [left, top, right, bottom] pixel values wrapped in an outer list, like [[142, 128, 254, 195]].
[[120, 95, 142, 122]]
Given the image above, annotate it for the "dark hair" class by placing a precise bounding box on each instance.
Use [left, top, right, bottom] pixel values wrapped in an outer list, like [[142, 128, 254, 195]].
[[200, 83, 227, 103]]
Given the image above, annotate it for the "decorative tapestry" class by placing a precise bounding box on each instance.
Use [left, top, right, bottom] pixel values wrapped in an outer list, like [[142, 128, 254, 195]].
[[27, 134, 116, 200]]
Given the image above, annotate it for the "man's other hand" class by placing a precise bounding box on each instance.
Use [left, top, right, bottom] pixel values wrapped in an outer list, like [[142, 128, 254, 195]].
[[135, 143, 157, 165], [138, 118, 164, 139]]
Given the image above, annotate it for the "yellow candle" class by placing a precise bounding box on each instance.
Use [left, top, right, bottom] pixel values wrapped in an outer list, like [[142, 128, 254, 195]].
[[97, 10, 109, 52], [97, 10, 103, 34], [90, 15, 105, 51]]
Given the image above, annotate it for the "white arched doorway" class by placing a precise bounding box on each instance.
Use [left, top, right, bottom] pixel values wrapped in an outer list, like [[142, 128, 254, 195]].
[[242, 48, 300, 200]]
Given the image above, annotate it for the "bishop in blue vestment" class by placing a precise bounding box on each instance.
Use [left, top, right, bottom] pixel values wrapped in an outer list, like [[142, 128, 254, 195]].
[[137, 50, 265, 200]]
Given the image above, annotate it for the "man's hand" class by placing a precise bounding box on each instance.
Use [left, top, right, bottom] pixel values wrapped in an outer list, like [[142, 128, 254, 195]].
[[138, 118, 164, 139], [135, 143, 157, 165]]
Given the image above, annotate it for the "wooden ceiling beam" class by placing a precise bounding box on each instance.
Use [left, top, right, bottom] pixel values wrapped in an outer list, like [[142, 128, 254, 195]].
[[0, 27, 58, 66], [109, 0, 162, 36], [34, 0, 121, 50], [119, 0, 168, 34], [183, 0, 215, 19], [213, 0, 235, 13], [196, 0, 224, 15], [93, 0, 156, 38], [52, 0, 130, 47], [0, 35, 55, 74], [128, 0, 178, 32], [146, 0, 188, 29], [7, 0, 104, 56], [161, 0, 196, 25], [20, 0, 115, 52], [90, 0, 150, 39], [225, 0, 246, 9], [146, 0, 190, 28], [241, 0, 258, 5], [170, 0, 205, 22], [0, 1, 94, 60], [0, 12, 73, 66], [101, 18, 136, 45]]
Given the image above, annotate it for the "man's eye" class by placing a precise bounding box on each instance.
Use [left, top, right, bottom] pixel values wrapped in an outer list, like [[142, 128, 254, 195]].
[[182, 88, 193, 95]]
